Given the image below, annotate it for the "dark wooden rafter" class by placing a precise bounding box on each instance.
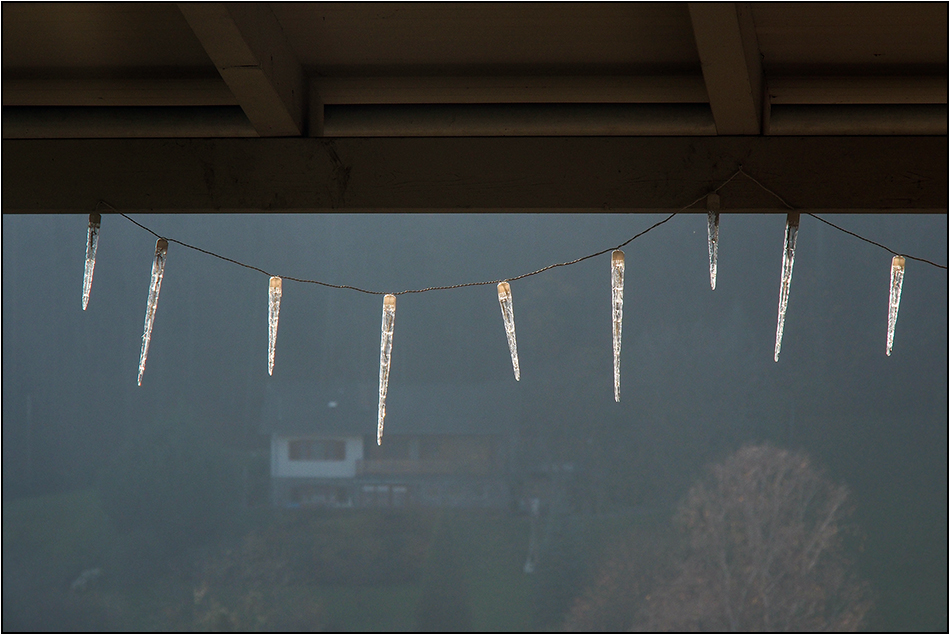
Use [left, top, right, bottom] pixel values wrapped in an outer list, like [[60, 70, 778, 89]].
[[768, 76, 948, 105], [689, 2, 764, 135], [1, 77, 238, 107], [2, 3, 946, 139], [3, 136, 945, 213], [178, 2, 305, 136]]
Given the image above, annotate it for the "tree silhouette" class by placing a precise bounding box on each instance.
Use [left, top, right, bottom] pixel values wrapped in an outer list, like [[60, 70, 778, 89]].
[[643, 444, 872, 632]]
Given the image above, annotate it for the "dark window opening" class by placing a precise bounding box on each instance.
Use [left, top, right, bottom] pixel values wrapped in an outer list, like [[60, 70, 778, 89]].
[[288, 439, 346, 461]]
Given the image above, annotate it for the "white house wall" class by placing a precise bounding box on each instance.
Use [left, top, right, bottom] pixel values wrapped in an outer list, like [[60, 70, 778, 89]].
[[272, 435, 363, 478]]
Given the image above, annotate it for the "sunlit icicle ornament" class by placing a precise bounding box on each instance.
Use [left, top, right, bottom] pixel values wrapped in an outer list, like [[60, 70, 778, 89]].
[[886, 255, 905, 356], [267, 276, 282, 375], [497, 281, 521, 381], [138, 238, 168, 386], [773, 213, 800, 362], [706, 193, 720, 290], [611, 250, 625, 402], [377, 294, 397, 445], [82, 213, 101, 310]]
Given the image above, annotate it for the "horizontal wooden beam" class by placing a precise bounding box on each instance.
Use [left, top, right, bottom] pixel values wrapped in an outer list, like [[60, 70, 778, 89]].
[[2, 106, 257, 138], [769, 76, 949, 105], [7, 74, 944, 110], [320, 104, 717, 137], [312, 75, 709, 105], [2, 77, 239, 107], [4, 103, 945, 139], [767, 105, 948, 136], [2, 137, 946, 213]]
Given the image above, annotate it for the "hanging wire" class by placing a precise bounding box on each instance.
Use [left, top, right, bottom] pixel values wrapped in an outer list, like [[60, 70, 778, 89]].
[[736, 167, 798, 210], [116, 210, 677, 295], [99, 167, 946, 296], [733, 167, 947, 270], [804, 214, 947, 270], [730, 166, 947, 269]]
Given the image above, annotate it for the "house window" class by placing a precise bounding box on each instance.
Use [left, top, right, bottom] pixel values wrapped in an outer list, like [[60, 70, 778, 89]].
[[290, 484, 351, 507], [360, 484, 411, 507], [288, 439, 346, 461]]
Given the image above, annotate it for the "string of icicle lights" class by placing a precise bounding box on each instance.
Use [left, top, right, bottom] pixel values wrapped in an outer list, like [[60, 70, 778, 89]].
[[83, 167, 947, 444]]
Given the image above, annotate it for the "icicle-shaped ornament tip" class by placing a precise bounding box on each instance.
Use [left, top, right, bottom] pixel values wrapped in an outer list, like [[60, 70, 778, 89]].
[[774, 213, 800, 362], [267, 276, 282, 375], [886, 256, 905, 356], [377, 294, 397, 445], [138, 238, 168, 386], [82, 213, 101, 310], [497, 282, 521, 381], [611, 250, 624, 402], [706, 194, 720, 291]]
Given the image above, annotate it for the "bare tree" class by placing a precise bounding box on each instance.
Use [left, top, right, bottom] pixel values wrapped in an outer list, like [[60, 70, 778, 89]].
[[561, 526, 672, 632], [643, 444, 872, 632]]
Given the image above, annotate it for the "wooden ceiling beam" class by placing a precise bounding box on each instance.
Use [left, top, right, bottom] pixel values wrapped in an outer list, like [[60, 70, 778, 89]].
[[7, 74, 942, 111], [768, 76, 949, 105], [3, 137, 945, 213], [178, 2, 305, 136], [689, 2, 764, 135], [311, 75, 709, 105], [767, 105, 947, 136], [2, 78, 239, 107]]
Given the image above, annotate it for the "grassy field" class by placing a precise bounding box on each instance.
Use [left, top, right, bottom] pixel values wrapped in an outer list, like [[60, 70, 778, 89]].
[[2, 490, 573, 631], [436, 512, 535, 631], [3, 488, 116, 588]]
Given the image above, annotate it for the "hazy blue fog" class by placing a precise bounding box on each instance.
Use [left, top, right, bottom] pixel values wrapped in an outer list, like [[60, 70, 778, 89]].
[[3, 212, 947, 630]]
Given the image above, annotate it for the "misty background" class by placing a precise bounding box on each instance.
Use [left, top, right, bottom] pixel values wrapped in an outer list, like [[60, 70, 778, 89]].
[[3, 212, 947, 630]]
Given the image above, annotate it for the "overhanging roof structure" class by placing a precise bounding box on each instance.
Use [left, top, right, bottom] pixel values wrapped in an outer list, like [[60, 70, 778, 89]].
[[2, 2, 947, 213]]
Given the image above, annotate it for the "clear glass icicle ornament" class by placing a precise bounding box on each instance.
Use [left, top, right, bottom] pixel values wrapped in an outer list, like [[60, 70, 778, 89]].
[[138, 238, 168, 386], [267, 276, 282, 375], [497, 282, 521, 381], [611, 250, 624, 402], [82, 213, 101, 310], [886, 255, 905, 356], [773, 213, 800, 362], [377, 294, 397, 445], [706, 194, 720, 290]]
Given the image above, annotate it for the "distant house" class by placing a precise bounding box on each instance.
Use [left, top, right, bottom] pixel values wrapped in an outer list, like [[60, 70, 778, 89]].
[[262, 381, 520, 509]]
